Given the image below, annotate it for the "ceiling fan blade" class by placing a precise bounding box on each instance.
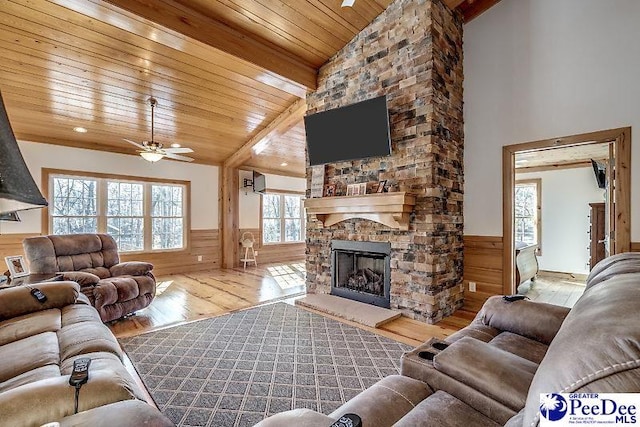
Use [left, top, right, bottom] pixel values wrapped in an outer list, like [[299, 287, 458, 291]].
[[123, 138, 145, 149], [165, 153, 194, 162], [163, 147, 194, 154]]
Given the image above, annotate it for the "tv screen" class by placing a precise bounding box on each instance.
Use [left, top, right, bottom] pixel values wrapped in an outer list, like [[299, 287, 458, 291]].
[[591, 159, 606, 189], [253, 170, 266, 193], [304, 95, 391, 166]]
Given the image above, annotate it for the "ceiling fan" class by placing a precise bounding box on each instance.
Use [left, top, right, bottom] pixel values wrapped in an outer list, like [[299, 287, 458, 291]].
[[124, 97, 194, 163]]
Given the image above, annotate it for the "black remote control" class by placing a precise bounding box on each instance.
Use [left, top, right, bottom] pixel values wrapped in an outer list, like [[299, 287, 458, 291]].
[[330, 414, 362, 427], [30, 288, 47, 303], [69, 358, 91, 387], [503, 295, 528, 302]]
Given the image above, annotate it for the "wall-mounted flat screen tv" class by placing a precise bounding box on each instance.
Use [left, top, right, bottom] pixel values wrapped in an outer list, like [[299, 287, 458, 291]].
[[591, 159, 606, 189], [304, 95, 392, 166], [253, 170, 266, 193]]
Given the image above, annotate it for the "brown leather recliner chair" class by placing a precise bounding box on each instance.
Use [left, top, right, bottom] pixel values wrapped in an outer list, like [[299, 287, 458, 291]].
[[23, 233, 156, 322]]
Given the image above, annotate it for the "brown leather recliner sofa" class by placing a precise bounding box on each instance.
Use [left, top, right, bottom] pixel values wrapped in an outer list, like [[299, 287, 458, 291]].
[[23, 233, 156, 322], [255, 252, 640, 427], [0, 280, 173, 427]]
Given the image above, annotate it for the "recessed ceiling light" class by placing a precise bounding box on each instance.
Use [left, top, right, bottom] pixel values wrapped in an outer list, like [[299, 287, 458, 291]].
[[281, 162, 288, 167], [341, 0, 355, 7], [171, 143, 181, 148], [73, 127, 87, 133]]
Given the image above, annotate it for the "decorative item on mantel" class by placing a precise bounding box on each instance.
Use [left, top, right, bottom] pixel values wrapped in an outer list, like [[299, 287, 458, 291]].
[[305, 192, 416, 230], [323, 184, 336, 197]]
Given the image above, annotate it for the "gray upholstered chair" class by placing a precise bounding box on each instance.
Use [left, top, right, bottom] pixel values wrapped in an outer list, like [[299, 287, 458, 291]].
[[23, 233, 156, 322]]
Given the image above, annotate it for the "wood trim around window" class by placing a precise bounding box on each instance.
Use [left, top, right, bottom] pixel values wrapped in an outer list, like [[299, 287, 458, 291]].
[[41, 168, 192, 253], [515, 178, 542, 256], [503, 127, 631, 295]]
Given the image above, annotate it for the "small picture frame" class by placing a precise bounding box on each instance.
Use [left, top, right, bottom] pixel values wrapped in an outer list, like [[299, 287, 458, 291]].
[[323, 184, 336, 197], [376, 180, 387, 193], [5, 255, 29, 278], [359, 183, 367, 195], [346, 184, 354, 197]]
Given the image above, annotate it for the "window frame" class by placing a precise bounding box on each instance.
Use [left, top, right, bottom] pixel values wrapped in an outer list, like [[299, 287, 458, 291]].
[[515, 178, 542, 256], [42, 169, 190, 254], [260, 191, 305, 246]]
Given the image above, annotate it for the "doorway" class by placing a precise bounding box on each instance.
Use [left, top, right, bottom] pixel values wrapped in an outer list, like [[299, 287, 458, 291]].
[[502, 127, 631, 295]]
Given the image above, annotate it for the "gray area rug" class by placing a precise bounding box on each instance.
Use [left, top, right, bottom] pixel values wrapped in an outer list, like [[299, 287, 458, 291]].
[[120, 302, 412, 427]]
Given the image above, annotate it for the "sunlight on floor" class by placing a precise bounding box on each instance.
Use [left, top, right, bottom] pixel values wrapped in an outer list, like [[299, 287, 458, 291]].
[[155, 280, 174, 296], [267, 264, 306, 290]]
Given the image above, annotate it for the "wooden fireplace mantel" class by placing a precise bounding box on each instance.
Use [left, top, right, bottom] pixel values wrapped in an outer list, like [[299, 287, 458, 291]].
[[304, 192, 416, 230]]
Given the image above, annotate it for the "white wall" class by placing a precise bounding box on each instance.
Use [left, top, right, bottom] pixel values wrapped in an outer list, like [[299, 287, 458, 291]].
[[2, 141, 219, 234], [517, 168, 604, 275], [464, 0, 640, 241], [238, 169, 306, 229]]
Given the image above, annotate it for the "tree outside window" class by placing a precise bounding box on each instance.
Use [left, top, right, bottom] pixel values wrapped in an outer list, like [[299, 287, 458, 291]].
[[262, 194, 304, 244], [515, 179, 541, 253], [52, 177, 98, 235], [49, 172, 187, 253]]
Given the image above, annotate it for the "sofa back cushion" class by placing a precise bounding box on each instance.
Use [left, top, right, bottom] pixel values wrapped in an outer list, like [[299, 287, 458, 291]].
[[24, 234, 119, 276], [521, 273, 640, 426]]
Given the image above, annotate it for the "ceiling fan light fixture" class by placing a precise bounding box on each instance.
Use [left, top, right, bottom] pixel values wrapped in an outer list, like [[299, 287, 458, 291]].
[[140, 151, 165, 162], [341, 0, 356, 7]]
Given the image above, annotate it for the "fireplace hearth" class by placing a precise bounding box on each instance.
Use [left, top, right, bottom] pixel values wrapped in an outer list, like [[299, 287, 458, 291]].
[[331, 240, 391, 308]]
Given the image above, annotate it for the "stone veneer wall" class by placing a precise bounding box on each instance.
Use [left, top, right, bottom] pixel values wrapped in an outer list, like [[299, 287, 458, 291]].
[[305, 0, 464, 323]]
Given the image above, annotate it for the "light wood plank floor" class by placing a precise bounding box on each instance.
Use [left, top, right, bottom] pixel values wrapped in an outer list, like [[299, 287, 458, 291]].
[[518, 273, 586, 308], [109, 260, 466, 346]]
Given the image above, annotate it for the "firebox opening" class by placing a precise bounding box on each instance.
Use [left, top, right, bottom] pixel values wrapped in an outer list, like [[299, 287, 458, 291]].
[[331, 240, 391, 308]]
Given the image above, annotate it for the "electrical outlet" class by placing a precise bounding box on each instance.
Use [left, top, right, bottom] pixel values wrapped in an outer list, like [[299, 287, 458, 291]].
[[254, 251, 258, 257], [197, 255, 203, 262], [469, 281, 477, 292]]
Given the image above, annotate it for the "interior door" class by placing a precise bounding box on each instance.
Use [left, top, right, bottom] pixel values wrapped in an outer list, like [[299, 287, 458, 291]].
[[605, 142, 615, 256]]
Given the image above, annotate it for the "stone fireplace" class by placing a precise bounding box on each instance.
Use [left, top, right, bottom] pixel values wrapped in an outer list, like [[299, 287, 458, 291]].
[[331, 240, 391, 308], [305, 0, 464, 324]]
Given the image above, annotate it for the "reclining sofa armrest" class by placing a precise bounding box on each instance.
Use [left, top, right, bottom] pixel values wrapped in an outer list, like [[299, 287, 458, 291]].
[[60, 271, 101, 287], [0, 281, 80, 321], [480, 296, 571, 345], [109, 262, 153, 277]]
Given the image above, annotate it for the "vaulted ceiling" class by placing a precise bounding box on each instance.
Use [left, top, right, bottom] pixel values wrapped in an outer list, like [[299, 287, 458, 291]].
[[1, 0, 497, 177]]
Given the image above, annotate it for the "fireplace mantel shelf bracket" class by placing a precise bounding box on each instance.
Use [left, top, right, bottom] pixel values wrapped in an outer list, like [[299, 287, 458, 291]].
[[304, 192, 416, 230]]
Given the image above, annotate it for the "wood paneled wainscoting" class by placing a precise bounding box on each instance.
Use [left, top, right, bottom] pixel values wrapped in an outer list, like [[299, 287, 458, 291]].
[[239, 228, 305, 265], [0, 229, 220, 276], [463, 235, 504, 312]]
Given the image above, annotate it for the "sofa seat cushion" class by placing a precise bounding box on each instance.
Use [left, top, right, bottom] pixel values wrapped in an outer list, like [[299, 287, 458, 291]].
[[58, 400, 174, 427], [328, 375, 431, 427], [0, 371, 143, 427], [61, 304, 103, 327], [0, 309, 61, 346], [0, 365, 60, 394], [0, 332, 60, 382], [254, 408, 335, 427], [57, 322, 123, 362], [394, 391, 502, 427], [434, 337, 537, 411], [489, 332, 548, 365]]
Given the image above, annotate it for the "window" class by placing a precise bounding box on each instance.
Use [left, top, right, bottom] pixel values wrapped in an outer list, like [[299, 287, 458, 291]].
[[52, 177, 98, 234], [262, 194, 304, 244], [47, 171, 188, 252], [152, 185, 184, 250], [515, 179, 542, 253]]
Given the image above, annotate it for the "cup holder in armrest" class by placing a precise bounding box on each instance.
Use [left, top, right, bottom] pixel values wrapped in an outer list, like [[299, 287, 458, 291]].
[[432, 342, 449, 351], [418, 351, 436, 361]]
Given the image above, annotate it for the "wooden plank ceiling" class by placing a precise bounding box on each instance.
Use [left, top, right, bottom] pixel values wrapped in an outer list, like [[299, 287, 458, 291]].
[[1, 0, 492, 175], [515, 143, 610, 172]]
